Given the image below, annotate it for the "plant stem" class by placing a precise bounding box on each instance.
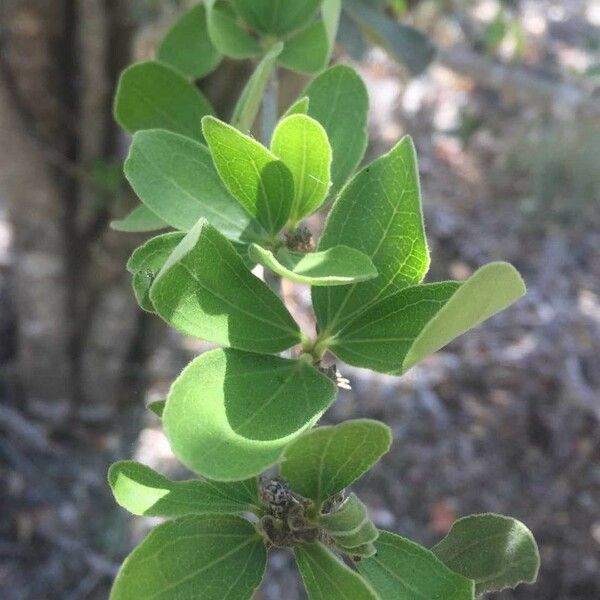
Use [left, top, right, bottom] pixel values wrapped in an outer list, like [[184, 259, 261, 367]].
[[261, 68, 279, 146]]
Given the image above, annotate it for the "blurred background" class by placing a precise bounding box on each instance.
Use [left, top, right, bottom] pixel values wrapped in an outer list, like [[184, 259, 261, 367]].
[[1, 1, 599, 598]]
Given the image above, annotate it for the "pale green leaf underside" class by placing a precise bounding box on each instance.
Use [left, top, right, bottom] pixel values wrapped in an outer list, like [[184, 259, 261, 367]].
[[302, 65, 369, 196], [108, 460, 260, 517], [205, 0, 262, 59], [271, 114, 332, 224], [319, 494, 379, 553], [110, 204, 169, 233], [313, 135, 430, 336], [231, 0, 324, 35], [157, 4, 222, 79], [249, 244, 377, 286], [281, 420, 392, 506], [163, 348, 337, 481], [150, 220, 300, 354], [125, 130, 267, 242], [231, 42, 284, 133], [278, 22, 329, 74], [127, 232, 185, 312], [110, 515, 266, 600], [432, 513, 540, 595], [295, 542, 378, 600], [114, 61, 213, 142], [358, 531, 475, 600], [202, 116, 293, 235], [329, 262, 526, 374]]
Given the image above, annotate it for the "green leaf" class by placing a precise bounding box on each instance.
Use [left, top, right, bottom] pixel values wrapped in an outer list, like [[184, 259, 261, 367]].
[[147, 399, 165, 417], [110, 515, 266, 600], [114, 61, 213, 142], [157, 4, 222, 79], [205, 0, 262, 59], [110, 204, 169, 233], [341, 542, 377, 558], [127, 232, 186, 312], [319, 494, 379, 552], [312, 136, 430, 336], [322, 0, 342, 53], [249, 244, 377, 286], [231, 42, 284, 133], [432, 514, 540, 595], [163, 348, 337, 480], [358, 531, 475, 600], [278, 22, 329, 74], [281, 420, 392, 506], [284, 96, 310, 117], [108, 460, 260, 517], [344, 0, 435, 75], [124, 129, 267, 241], [328, 263, 526, 374], [295, 542, 378, 600], [231, 0, 324, 36], [202, 116, 294, 236], [270, 114, 332, 224], [302, 65, 369, 196], [150, 220, 301, 354]]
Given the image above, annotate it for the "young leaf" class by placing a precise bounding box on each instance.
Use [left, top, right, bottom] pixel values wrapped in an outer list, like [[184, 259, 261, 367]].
[[270, 114, 332, 224], [125, 129, 268, 242], [284, 96, 310, 117], [230, 0, 324, 36], [157, 4, 222, 79], [312, 136, 429, 335], [205, 0, 262, 59], [343, 0, 435, 75], [248, 244, 377, 286], [328, 263, 526, 374], [149, 220, 301, 354], [432, 514, 540, 595], [127, 232, 185, 312], [357, 531, 475, 600], [202, 116, 294, 235], [110, 515, 267, 600], [163, 348, 337, 481], [295, 542, 379, 600], [114, 61, 213, 142], [281, 420, 392, 506], [108, 460, 260, 517], [319, 494, 379, 551], [302, 65, 369, 196], [147, 399, 165, 417], [110, 204, 169, 233], [231, 42, 284, 133], [278, 22, 329, 75]]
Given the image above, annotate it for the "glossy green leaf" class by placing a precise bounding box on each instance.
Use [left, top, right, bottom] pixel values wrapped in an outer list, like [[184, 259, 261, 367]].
[[281, 420, 392, 506], [163, 348, 337, 480], [328, 263, 526, 374], [320, 494, 379, 551], [278, 22, 329, 74], [432, 514, 540, 595], [284, 96, 310, 117], [205, 0, 262, 59], [127, 232, 185, 312], [312, 136, 430, 336], [358, 531, 475, 600], [110, 515, 266, 600], [147, 399, 165, 417], [110, 204, 169, 233], [202, 116, 294, 235], [114, 61, 213, 142], [150, 220, 301, 354], [157, 4, 222, 79], [231, 42, 284, 133], [271, 114, 332, 224], [125, 129, 267, 242], [249, 244, 377, 286], [344, 0, 435, 75], [302, 65, 369, 196], [108, 460, 260, 517], [231, 0, 324, 35]]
